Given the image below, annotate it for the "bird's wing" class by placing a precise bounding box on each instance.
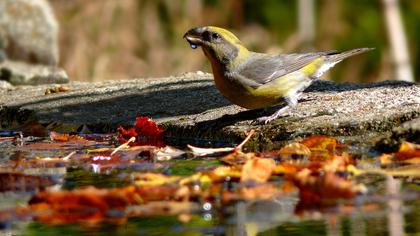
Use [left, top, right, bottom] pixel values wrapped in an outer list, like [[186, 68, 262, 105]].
[[235, 51, 338, 88]]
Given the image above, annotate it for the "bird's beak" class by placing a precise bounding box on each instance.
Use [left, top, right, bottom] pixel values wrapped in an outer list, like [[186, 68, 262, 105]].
[[184, 27, 204, 49]]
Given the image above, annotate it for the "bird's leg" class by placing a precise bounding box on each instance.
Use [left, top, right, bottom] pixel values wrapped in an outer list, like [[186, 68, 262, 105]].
[[257, 95, 299, 124]]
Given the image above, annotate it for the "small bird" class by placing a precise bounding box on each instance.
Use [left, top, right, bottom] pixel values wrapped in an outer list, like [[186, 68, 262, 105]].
[[184, 26, 372, 123]]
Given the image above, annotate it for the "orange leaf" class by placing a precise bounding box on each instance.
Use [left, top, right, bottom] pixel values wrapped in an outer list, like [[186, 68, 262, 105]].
[[277, 142, 311, 156], [50, 131, 86, 142], [300, 135, 339, 151], [395, 142, 420, 161], [240, 183, 282, 200], [240, 158, 276, 183], [300, 135, 346, 161]]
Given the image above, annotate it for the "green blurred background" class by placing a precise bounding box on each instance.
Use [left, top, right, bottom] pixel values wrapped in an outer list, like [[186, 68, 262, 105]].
[[50, 0, 419, 82]]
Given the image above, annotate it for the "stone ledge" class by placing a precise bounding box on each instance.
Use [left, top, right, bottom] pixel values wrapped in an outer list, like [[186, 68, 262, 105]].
[[0, 72, 419, 149]]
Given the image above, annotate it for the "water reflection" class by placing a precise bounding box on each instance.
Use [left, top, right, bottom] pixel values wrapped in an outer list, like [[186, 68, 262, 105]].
[[387, 176, 404, 236], [221, 179, 418, 236]]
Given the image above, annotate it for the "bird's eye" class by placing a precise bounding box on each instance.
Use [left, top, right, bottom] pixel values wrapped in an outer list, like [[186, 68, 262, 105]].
[[212, 33, 220, 40]]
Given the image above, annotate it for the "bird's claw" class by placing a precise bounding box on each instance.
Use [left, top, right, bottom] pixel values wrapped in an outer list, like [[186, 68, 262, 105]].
[[256, 115, 277, 124], [256, 106, 291, 124]]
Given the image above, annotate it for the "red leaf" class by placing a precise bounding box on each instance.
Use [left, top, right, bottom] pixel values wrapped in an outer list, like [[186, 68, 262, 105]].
[[118, 116, 164, 146]]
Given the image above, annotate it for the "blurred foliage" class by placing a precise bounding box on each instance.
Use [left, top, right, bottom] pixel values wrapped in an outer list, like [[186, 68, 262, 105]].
[[50, 0, 419, 82]]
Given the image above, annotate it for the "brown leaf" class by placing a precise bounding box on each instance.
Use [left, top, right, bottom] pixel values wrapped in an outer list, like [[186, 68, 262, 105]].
[[0, 172, 56, 192], [18, 120, 48, 137], [291, 168, 366, 210]]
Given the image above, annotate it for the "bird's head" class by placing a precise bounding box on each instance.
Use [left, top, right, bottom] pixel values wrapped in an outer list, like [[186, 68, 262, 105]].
[[184, 26, 249, 66]]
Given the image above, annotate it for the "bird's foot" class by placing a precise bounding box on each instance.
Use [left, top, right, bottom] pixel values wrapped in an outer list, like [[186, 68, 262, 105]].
[[256, 106, 290, 124]]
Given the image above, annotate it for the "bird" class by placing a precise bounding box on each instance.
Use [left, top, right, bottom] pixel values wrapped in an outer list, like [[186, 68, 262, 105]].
[[183, 26, 372, 123]]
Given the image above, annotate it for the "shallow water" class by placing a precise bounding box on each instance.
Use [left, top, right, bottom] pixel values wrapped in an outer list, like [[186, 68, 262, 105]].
[[0, 135, 419, 235]]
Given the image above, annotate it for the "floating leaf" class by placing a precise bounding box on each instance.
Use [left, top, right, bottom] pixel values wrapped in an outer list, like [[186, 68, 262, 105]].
[[291, 167, 366, 212], [187, 145, 234, 157], [50, 131, 86, 142], [277, 142, 311, 156], [154, 146, 185, 161], [393, 142, 420, 164], [380, 142, 420, 165], [300, 135, 346, 161], [0, 172, 57, 192], [240, 158, 276, 183]]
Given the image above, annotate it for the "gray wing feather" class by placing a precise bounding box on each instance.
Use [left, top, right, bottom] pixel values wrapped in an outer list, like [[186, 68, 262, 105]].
[[236, 51, 338, 88]]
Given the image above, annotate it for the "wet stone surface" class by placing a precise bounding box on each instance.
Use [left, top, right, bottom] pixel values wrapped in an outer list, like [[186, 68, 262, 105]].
[[0, 72, 419, 148]]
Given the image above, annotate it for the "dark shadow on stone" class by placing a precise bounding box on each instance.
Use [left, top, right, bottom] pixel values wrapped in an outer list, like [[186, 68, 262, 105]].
[[194, 107, 280, 130], [10, 80, 232, 126]]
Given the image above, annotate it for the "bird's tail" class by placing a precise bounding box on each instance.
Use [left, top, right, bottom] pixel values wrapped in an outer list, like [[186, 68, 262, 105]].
[[327, 48, 374, 63], [309, 48, 373, 80]]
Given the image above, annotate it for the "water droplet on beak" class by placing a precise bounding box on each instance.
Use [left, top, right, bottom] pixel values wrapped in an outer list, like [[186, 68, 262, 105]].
[[190, 43, 197, 49]]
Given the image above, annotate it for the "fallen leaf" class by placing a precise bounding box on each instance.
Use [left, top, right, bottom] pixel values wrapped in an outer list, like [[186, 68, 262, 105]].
[[277, 142, 311, 156], [18, 120, 48, 137], [291, 168, 366, 209], [380, 142, 420, 165], [0, 172, 57, 192], [300, 136, 346, 161], [187, 145, 234, 157], [240, 158, 276, 183], [45, 86, 70, 95], [221, 151, 259, 166], [394, 142, 420, 163], [118, 116, 164, 147], [50, 131, 86, 142], [240, 183, 282, 200], [154, 146, 185, 161]]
